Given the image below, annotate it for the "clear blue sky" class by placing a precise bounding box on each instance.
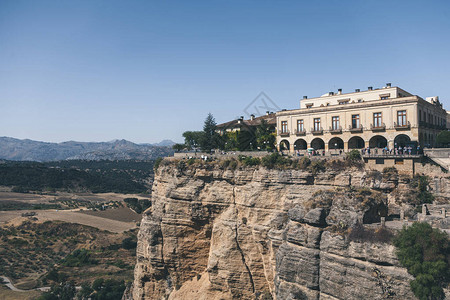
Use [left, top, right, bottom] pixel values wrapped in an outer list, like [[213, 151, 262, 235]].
[[1, 0, 449, 143]]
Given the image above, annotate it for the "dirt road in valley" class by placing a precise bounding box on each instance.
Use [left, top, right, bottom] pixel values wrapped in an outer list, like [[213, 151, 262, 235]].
[[0, 209, 137, 233]]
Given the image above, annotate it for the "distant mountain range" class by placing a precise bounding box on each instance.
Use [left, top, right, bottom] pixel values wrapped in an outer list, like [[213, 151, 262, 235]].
[[0, 137, 175, 161]]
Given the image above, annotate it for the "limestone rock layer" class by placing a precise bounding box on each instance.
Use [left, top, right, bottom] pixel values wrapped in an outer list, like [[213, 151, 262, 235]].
[[130, 163, 437, 300]]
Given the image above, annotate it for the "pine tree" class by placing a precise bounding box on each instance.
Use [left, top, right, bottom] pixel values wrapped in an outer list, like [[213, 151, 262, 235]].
[[200, 113, 220, 152]]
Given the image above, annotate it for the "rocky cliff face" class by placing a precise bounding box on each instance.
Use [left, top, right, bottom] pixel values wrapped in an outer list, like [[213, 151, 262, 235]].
[[129, 160, 448, 300]]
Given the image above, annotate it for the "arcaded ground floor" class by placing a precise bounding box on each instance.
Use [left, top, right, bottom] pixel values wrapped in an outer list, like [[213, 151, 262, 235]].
[[277, 128, 421, 152]]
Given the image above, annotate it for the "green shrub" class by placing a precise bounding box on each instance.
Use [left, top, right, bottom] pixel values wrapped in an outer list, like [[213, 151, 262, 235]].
[[294, 157, 311, 169], [309, 160, 326, 174], [240, 156, 261, 166], [394, 222, 449, 300], [382, 167, 398, 179], [408, 175, 434, 205], [62, 249, 97, 267], [121, 237, 137, 250], [154, 157, 163, 171], [348, 223, 394, 244], [91, 278, 126, 300], [346, 149, 361, 161], [38, 281, 76, 300], [261, 153, 292, 169]]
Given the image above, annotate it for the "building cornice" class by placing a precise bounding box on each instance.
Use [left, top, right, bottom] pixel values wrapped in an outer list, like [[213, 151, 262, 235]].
[[278, 96, 429, 117]]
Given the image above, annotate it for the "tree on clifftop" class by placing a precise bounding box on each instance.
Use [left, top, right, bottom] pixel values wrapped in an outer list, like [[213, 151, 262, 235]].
[[200, 113, 221, 152], [436, 131, 450, 147], [182, 131, 204, 150]]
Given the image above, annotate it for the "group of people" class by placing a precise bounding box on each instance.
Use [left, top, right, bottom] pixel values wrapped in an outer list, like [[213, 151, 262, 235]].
[[361, 145, 421, 156], [290, 145, 422, 157]]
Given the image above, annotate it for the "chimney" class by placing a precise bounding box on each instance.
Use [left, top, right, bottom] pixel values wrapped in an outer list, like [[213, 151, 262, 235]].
[[386, 83, 391, 88], [338, 88, 342, 94], [355, 89, 360, 92], [250, 114, 255, 120], [266, 111, 270, 115], [238, 116, 244, 124], [303, 96, 308, 99], [329, 92, 334, 96], [368, 86, 373, 90]]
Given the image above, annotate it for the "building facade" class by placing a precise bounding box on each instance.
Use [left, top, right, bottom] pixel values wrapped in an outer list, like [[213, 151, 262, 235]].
[[276, 84, 448, 152]]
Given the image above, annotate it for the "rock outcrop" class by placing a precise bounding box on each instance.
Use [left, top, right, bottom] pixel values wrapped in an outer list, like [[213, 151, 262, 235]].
[[130, 160, 449, 300]]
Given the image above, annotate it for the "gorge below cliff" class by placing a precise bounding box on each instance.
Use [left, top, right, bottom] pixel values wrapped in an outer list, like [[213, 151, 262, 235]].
[[127, 158, 449, 300]]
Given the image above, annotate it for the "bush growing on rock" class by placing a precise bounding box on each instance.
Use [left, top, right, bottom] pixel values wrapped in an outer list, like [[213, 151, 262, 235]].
[[382, 167, 398, 179], [294, 157, 311, 169], [309, 160, 326, 174], [261, 153, 292, 169], [346, 149, 361, 161], [154, 157, 163, 171], [394, 222, 449, 300], [348, 223, 394, 244], [411, 175, 434, 205], [238, 156, 261, 166]]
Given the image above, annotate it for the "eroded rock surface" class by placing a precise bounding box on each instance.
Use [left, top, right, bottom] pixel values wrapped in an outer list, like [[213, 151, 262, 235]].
[[131, 161, 448, 300]]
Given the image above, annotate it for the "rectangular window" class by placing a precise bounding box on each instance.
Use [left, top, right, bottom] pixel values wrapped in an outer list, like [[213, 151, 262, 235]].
[[373, 112, 382, 127], [332, 116, 340, 130], [314, 118, 321, 131], [281, 121, 288, 133], [419, 110, 422, 122], [352, 114, 360, 128], [397, 110, 407, 126], [380, 96, 388, 100], [297, 119, 304, 132]]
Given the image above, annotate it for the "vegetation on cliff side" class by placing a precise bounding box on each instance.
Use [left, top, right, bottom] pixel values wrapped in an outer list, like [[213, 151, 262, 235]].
[[394, 222, 449, 300], [161, 152, 363, 174]]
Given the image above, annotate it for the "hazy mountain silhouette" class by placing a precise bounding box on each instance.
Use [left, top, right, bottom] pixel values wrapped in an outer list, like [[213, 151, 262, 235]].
[[0, 137, 174, 161]]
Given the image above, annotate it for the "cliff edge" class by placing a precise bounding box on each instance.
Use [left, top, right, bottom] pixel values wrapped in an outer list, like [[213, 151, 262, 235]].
[[129, 158, 449, 300]]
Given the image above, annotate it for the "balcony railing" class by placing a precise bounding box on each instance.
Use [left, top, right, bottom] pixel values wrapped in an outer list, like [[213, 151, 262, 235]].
[[348, 124, 363, 132], [370, 123, 386, 131], [329, 126, 342, 133], [294, 129, 306, 136], [394, 121, 411, 130], [280, 130, 290, 137], [311, 127, 323, 135]]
